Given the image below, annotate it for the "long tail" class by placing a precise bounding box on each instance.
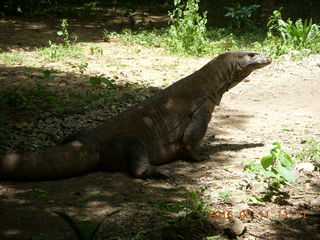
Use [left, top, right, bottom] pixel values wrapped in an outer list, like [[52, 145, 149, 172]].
[[0, 141, 100, 181]]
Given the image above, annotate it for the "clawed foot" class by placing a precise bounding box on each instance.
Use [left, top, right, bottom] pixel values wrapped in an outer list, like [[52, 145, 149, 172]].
[[182, 146, 210, 162], [188, 153, 210, 162], [183, 149, 210, 162], [149, 166, 173, 179], [133, 166, 173, 179]]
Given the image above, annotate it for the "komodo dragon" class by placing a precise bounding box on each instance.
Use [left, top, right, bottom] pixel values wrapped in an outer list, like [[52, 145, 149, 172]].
[[0, 51, 272, 181]]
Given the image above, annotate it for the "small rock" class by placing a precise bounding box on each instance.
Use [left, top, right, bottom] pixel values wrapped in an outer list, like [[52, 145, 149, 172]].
[[45, 118, 53, 124], [224, 218, 246, 238], [310, 198, 320, 207], [295, 162, 315, 172], [233, 203, 249, 215], [251, 182, 267, 193], [225, 196, 243, 205], [225, 190, 248, 205], [238, 179, 251, 189], [292, 201, 304, 207]]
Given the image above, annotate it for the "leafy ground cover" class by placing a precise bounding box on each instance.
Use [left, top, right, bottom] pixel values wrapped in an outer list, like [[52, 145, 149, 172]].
[[0, 7, 320, 240]]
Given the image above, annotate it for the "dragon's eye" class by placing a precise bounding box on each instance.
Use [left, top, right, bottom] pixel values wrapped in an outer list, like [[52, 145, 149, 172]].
[[248, 52, 256, 58]]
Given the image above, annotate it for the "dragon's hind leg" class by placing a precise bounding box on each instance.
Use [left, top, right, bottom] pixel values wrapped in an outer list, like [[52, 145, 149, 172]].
[[100, 135, 171, 179]]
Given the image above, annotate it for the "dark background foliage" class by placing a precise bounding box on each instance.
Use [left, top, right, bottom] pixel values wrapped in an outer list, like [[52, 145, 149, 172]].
[[1, 0, 320, 26]]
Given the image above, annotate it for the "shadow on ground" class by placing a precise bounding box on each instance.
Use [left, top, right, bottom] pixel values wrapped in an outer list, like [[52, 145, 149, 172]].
[[0, 9, 168, 52], [0, 140, 264, 240]]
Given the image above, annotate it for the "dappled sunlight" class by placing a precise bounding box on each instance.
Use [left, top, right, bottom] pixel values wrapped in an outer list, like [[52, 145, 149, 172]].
[[1, 2, 320, 239]]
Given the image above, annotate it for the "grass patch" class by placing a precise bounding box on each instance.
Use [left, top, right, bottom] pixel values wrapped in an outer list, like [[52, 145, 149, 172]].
[[0, 86, 71, 114], [37, 19, 84, 61], [102, 28, 164, 48], [102, 8, 320, 59], [102, 27, 270, 56], [0, 52, 25, 64], [294, 137, 320, 164], [37, 42, 84, 61]]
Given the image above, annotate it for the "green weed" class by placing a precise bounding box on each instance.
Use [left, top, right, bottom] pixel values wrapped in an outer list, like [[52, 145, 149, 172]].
[[102, 28, 163, 47], [0, 52, 25, 64], [225, 3, 260, 30], [37, 19, 83, 60], [156, 187, 210, 217], [102, 8, 320, 59], [265, 9, 320, 56], [218, 190, 231, 198], [54, 210, 120, 240], [89, 44, 103, 56], [77, 63, 88, 75], [82, 1, 98, 15], [85, 75, 119, 102], [0, 127, 10, 145], [294, 138, 320, 164], [166, 0, 211, 55], [57, 19, 72, 47], [89, 75, 116, 89], [42, 70, 57, 81], [243, 142, 296, 202], [38, 40, 84, 61], [0, 86, 68, 113]]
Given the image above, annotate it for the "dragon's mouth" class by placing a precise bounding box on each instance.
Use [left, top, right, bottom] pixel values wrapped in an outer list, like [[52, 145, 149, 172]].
[[246, 52, 272, 69]]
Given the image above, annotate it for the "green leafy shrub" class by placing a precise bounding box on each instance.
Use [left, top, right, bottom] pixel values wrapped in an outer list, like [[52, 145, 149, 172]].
[[245, 142, 296, 183], [243, 142, 296, 202], [166, 0, 211, 55], [57, 19, 71, 47], [267, 9, 320, 53], [0, 0, 60, 15], [225, 3, 260, 30], [89, 75, 115, 89]]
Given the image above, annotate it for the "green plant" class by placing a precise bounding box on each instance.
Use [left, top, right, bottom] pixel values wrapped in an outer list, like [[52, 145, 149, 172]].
[[218, 190, 231, 198], [89, 75, 116, 89], [89, 44, 103, 56], [82, 1, 98, 14], [38, 41, 83, 60], [166, 0, 210, 55], [294, 138, 320, 164], [37, 18, 83, 60], [42, 70, 56, 81], [244, 142, 296, 201], [102, 28, 163, 48], [267, 9, 320, 51], [225, 3, 260, 30], [156, 187, 209, 216], [54, 210, 120, 240], [0, 127, 10, 144], [0, 86, 68, 113], [77, 63, 88, 75], [57, 19, 71, 47], [0, 52, 25, 64]]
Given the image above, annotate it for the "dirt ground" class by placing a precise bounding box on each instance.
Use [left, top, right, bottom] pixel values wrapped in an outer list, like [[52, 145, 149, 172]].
[[0, 16, 320, 240]]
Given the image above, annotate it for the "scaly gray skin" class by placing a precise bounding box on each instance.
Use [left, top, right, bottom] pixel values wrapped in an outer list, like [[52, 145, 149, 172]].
[[0, 51, 272, 181]]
